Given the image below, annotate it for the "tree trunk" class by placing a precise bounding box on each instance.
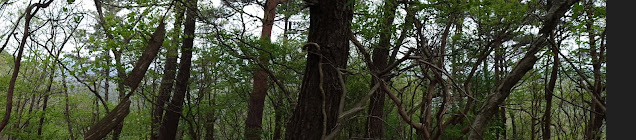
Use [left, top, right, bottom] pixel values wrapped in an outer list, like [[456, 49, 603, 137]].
[[366, 0, 397, 139], [105, 49, 110, 102], [151, 3, 183, 140], [157, 0, 197, 139], [37, 65, 54, 135], [285, 0, 353, 139], [110, 52, 126, 140], [61, 69, 76, 140], [583, 1, 605, 139], [273, 104, 283, 140], [543, 40, 559, 140], [244, 0, 287, 138], [510, 111, 517, 139], [204, 104, 216, 140]]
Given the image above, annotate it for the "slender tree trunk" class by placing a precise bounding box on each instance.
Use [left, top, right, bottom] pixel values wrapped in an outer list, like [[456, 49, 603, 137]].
[[285, 0, 354, 139], [13, 89, 28, 132], [204, 100, 216, 140], [543, 40, 559, 140], [105, 49, 110, 102], [0, 0, 53, 132], [500, 107, 507, 140], [111, 50, 127, 140], [510, 111, 517, 139], [273, 104, 283, 140], [158, 0, 197, 139], [245, 66, 268, 138], [531, 89, 537, 140], [431, 13, 455, 140], [366, 0, 397, 139], [111, 46, 127, 140], [494, 44, 507, 140], [61, 68, 76, 140], [151, 3, 183, 140], [16, 65, 45, 133], [583, 1, 605, 139], [37, 64, 54, 135]]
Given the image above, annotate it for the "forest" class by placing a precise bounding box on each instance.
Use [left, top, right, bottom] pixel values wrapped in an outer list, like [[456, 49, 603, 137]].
[[0, 0, 606, 139]]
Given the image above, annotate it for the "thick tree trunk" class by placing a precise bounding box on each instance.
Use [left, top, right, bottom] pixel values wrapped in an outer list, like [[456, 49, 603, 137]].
[[245, 66, 268, 139], [467, 1, 579, 139], [365, 0, 397, 139], [285, 0, 353, 139], [112, 119, 123, 139], [157, 0, 197, 139]]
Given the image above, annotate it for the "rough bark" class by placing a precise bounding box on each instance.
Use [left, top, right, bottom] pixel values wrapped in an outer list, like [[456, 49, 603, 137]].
[[285, 0, 353, 139], [467, 1, 579, 139], [157, 0, 197, 139], [365, 0, 397, 139]]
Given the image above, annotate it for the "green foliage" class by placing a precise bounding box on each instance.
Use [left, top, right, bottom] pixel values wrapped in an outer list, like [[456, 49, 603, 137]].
[[0, 0, 606, 139]]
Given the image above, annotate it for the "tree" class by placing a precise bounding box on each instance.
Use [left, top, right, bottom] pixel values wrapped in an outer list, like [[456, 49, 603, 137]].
[[84, 15, 167, 140], [151, 2, 183, 139], [0, 0, 608, 139], [582, 0, 606, 139], [244, 0, 288, 139], [365, 0, 398, 138], [468, 0, 581, 139], [157, 0, 197, 139], [285, 0, 354, 139]]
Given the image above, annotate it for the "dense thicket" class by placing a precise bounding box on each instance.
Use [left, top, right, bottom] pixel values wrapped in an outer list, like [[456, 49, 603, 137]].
[[0, 0, 605, 139]]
